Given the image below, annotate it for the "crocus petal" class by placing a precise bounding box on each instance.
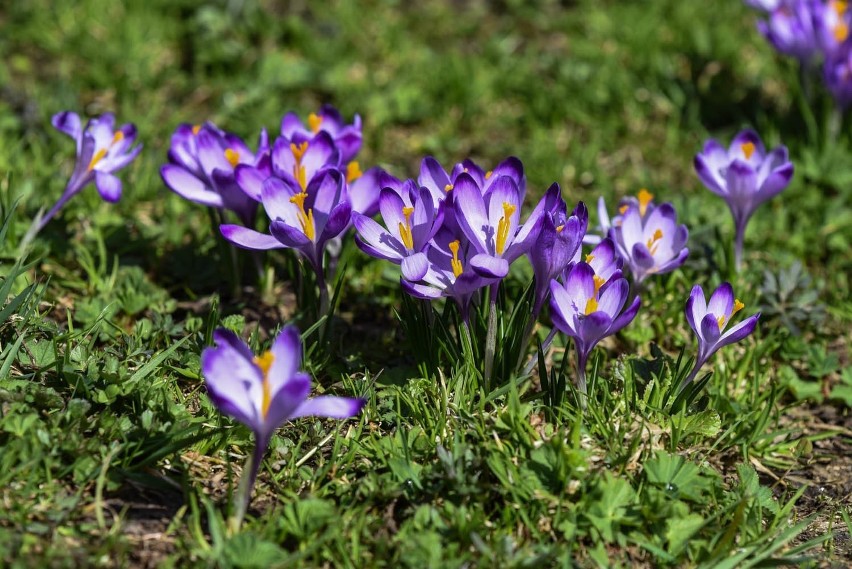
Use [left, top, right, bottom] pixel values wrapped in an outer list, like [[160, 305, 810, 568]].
[[270, 220, 312, 248], [707, 282, 735, 321], [266, 326, 302, 394], [292, 396, 366, 420], [261, 372, 312, 439], [685, 285, 707, 335], [700, 313, 722, 347], [52, 111, 82, 143], [234, 164, 268, 201], [756, 162, 794, 203], [401, 278, 443, 300], [576, 311, 615, 352], [319, 201, 352, 243], [261, 177, 299, 222], [609, 295, 641, 335], [94, 171, 122, 202], [694, 154, 726, 195], [470, 253, 509, 278], [596, 278, 628, 317], [220, 225, 286, 250], [401, 252, 430, 281], [717, 313, 760, 348], [631, 242, 656, 269], [352, 213, 405, 260], [453, 174, 490, 253]]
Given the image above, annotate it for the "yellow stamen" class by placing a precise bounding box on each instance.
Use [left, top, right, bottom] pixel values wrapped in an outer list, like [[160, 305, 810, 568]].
[[717, 315, 726, 330], [741, 142, 755, 160], [289, 192, 315, 240], [292, 164, 307, 191], [308, 112, 323, 133], [646, 228, 663, 255], [290, 141, 309, 162], [584, 296, 598, 316], [253, 351, 275, 418], [485, 170, 492, 180], [733, 299, 745, 315], [87, 148, 107, 172], [585, 254, 595, 263], [638, 189, 654, 216], [346, 161, 362, 183], [449, 240, 463, 278], [834, 23, 849, 43], [192, 124, 201, 136], [495, 202, 516, 255], [593, 275, 605, 294], [556, 224, 565, 233], [111, 131, 124, 145], [398, 206, 415, 250], [444, 184, 454, 193], [618, 205, 629, 215], [834, 1, 847, 16], [224, 148, 240, 168]]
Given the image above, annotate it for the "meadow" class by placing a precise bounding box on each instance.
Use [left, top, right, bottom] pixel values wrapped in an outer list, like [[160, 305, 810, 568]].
[[0, 0, 850, 567]]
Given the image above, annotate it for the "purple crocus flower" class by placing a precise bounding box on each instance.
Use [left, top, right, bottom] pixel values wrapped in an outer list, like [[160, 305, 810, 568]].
[[40, 111, 141, 231], [609, 196, 689, 284], [681, 283, 760, 390], [757, 0, 822, 64], [202, 325, 365, 516], [572, 237, 624, 281], [401, 228, 495, 322], [549, 262, 641, 397], [161, 122, 267, 227], [529, 196, 588, 315], [453, 173, 544, 279], [745, 0, 786, 10], [222, 169, 351, 279], [280, 105, 362, 164], [824, 40, 852, 108], [815, 1, 851, 56], [352, 183, 444, 281], [693, 129, 794, 271]]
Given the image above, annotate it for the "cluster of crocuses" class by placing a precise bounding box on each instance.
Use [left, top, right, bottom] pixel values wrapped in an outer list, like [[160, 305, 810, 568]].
[[747, 0, 852, 108]]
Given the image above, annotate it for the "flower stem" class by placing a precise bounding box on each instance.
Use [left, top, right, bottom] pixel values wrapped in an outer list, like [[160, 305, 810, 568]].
[[734, 225, 745, 274], [576, 350, 588, 410], [523, 326, 558, 376], [483, 287, 499, 392], [229, 438, 264, 534]]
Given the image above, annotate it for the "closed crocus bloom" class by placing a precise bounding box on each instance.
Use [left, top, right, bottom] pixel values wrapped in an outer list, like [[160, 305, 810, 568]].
[[161, 122, 266, 227], [757, 0, 822, 63], [549, 262, 641, 397], [353, 184, 444, 281], [202, 325, 364, 518], [693, 129, 794, 271], [529, 197, 588, 315], [610, 194, 689, 284], [41, 111, 142, 231], [681, 283, 760, 390]]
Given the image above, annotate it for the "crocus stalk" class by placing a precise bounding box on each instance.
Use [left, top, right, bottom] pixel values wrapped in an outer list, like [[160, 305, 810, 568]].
[[161, 122, 267, 227], [693, 129, 794, 271], [352, 184, 444, 281], [201, 326, 365, 530], [39, 111, 141, 232], [549, 262, 640, 403], [609, 191, 689, 284], [681, 283, 760, 390]]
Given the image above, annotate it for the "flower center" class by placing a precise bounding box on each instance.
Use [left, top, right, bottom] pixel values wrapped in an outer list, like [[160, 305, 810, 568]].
[[253, 350, 275, 419], [346, 161, 362, 183], [308, 112, 323, 133], [834, 22, 849, 42], [593, 275, 605, 294], [741, 142, 755, 160], [638, 189, 654, 216], [485, 170, 492, 180], [834, 1, 848, 16], [289, 191, 315, 240], [290, 142, 309, 190], [192, 124, 201, 136], [449, 240, 463, 278], [646, 228, 663, 255], [717, 299, 746, 330], [86, 131, 126, 172], [224, 148, 240, 168], [555, 224, 564, 233], [444, 184, 453, 193], [495, 202, 516, 255], [398, 206, 416, 250]]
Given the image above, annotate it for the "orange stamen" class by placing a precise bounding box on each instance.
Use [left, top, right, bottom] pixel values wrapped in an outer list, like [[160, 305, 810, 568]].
[[741, 142, 756, 160], [290, 141, 309, 162], [224, 148, 240, 168], [449, 240, 463, 278], [253, 351, 275, 418], [638, 189, 654, 216], [444, 184, 453, 193], [346, 161, 362, 183], [495, 202, 516, 255], [192, 124, 201, 135], [87, 148, 107, 172], [646, 228, 663, 255], [289, 192, 315, 240], [584, 296, 598, 316], [398, 206, 415, 250], [307, 112, 323, 133]]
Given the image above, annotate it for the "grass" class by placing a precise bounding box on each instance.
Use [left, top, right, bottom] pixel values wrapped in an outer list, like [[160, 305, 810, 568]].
[[0, 0, 850, 566]]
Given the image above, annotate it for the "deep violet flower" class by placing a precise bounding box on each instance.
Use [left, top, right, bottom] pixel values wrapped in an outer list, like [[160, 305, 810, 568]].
[[549, 262, 640, 397], [352, 183, 444, 281], [529, 197, 588, 315], [202, 325, 364, 523], [609, 194, 689, 284], [681, 283, 760, 390], [40, 111, 142, 231], [693, 129, 794, 271], [161, 122, 267, 227]]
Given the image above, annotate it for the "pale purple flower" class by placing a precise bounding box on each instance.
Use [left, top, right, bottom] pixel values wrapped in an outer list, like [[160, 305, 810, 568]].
[[681, 283, 760, 389], [202, 325, 364, 507], [280, 105, 362, 164], [609, 197, 689, 284], [161, 122, 267, 226], [745, 0, 786, 10], [693, 129, 793, 270], [352, 183, 444, 281], [757, 0, 822, 64], [825, 40, 852, 108], [41, 111, 141, 231], [549, 262, 641, 396], [815, 1, 852, 56]]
